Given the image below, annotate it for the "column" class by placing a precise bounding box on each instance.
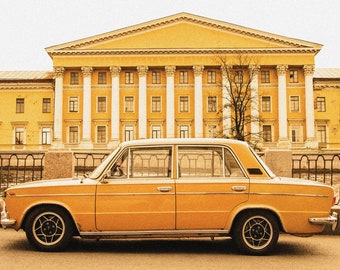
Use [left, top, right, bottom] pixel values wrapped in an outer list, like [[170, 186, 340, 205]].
[[303, 65, 317, 148], [52, 67, 65, 149], [165, 66, 176, 138], [193, 65, 204, 138], [276, 65, 290, 148], [221, 66, 231, 138], [137, 66, 148, 139], [80, 66, 93, 148], [109, 66, 121, 148], [250, 65, 260, 143]]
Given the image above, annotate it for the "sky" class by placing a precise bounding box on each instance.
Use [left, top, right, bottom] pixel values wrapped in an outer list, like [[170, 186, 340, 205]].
[[0, 0, 339, 71]]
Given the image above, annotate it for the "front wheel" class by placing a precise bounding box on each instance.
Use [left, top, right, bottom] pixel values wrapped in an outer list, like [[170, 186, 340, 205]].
[[232, 211, 279, 255], [25, 206, 74, 252]]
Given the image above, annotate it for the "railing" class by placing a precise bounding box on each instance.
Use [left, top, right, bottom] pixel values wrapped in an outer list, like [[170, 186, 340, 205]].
[[73, 152, 109, 177], [292, 153, 340, 186], [0, 152, 45, 189], [1, 151, 340, 195]]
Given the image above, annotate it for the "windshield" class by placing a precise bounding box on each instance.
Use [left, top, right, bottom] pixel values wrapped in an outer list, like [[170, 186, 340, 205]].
[[89, 147, 121, 179]]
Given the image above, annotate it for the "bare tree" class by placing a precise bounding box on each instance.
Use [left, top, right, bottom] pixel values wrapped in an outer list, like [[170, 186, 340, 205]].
[[219, 54, 260, 143]]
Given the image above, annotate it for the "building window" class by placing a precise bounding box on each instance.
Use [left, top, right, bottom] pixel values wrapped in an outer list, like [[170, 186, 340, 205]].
[[152, 71, 161, 84], [98, 72, 107, 84], [235, 71, 243, 83], [207, 71, 216, 84], [291, 125, 301, 142], [15, 127, 25, 145], [262, 125, 272, 142], [151, 125, 162, 138], [179, 96, 189, 112], [41, 127, 51, 145], [261, 71, 270, 83], [124, 96, 134, 112], [97, 126, 106, 143], [125, 72, 134, 84], [208, 96, 217, 112], [70, 72, 79, 85], [179, 71, 188, 84], [179, 125, 190, 138], [316, 97, 326, 112], [69, 97, 79, 112], [207, 125, 218, 138], [151, 96, 161, 112], [16, 98, 24, 113], [42, 98, 51, 113], [317, 125, 327, 143], [124, 125, 134, 141], [289, 70, 298, 83], [69, 126, 79, 144], [97, 97, 107, 112], [261, 96, 271, 112], [290, 96, 300, 112]]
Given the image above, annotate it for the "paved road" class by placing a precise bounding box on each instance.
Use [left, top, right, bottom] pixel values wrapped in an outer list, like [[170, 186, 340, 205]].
[[1, 230, 340, 270]]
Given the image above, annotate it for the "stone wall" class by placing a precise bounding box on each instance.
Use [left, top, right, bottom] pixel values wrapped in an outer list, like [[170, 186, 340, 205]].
[[42, 150, 74, 180]]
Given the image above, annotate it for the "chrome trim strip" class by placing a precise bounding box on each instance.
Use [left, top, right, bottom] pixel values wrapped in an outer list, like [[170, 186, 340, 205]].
[[249, 192, 329, 198], [80, 229, 229, 237]]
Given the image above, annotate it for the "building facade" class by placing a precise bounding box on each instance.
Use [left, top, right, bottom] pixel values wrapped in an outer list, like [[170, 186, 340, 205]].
[[1, 13, 338, 150]]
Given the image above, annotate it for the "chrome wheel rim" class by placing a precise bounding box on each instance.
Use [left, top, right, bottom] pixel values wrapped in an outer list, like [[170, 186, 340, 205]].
[[242, 215, 273, 250], [32, 212, 65, 246]]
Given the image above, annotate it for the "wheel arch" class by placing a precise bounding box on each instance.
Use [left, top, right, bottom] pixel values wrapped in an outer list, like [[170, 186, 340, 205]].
[[229, 207, 285, 234], [21, 203, 80, 235]]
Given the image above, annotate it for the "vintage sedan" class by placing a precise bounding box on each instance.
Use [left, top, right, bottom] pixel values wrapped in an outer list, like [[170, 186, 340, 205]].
[[0, 138, 337, 255]]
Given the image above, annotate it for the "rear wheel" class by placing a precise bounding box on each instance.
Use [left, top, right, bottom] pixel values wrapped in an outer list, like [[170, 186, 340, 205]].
[[232, 211, 279, 255], [25, 206, 74, 251]]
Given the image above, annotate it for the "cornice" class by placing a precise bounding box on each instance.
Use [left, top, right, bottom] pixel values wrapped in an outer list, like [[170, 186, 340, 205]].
[[48, 48, 320, 57]]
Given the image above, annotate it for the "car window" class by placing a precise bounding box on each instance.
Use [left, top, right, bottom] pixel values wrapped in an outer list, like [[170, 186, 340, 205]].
[[224, 148, 245, 177], [108, 147, 172, 179], [177, 146, 224, 178], [177, 146, 245, 178]]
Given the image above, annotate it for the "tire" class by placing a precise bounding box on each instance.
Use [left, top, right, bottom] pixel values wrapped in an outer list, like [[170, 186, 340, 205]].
[[25, 206, 74, 252], [232, 211, 279, 255]]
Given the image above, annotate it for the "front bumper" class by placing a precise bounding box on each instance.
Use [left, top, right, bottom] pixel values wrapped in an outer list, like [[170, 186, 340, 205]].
[[0, 198, 16, 229], [309, 212, 338, 231]]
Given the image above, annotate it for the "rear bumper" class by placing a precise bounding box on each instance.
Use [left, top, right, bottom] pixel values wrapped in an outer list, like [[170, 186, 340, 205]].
[[309, 212, 338, 231]]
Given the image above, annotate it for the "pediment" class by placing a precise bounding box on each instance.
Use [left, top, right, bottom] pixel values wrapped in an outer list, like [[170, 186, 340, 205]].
[[46, 13, 322, 55]]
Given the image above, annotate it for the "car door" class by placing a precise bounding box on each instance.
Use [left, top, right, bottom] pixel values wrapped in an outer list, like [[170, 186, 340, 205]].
[[95, 146, 175, 231], [175, 145, 249, 230]]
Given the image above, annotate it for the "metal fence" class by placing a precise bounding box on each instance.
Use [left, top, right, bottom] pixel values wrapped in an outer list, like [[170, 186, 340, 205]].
[[1, 151, 340, 191], [0, 152, 45, 189], [292, 153, 340, 186]]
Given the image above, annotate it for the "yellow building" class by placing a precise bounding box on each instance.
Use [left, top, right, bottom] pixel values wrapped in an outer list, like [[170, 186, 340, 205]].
[[1, 13, 338, 150], [313, 68, 340, 149], [0, 71, 54, 150]]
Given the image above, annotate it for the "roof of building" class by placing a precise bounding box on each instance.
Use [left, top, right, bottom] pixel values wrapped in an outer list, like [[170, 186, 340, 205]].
[[0, 71, 54, 81], [314, 68, 340, 78]]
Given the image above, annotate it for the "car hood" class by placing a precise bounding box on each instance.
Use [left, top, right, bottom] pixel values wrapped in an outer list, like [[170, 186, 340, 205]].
[[5, 177, 97, 192]]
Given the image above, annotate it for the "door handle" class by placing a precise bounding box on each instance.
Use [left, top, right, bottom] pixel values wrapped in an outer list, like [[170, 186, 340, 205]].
[[157, 186, 173, 192], [232, 186, 247, 192]]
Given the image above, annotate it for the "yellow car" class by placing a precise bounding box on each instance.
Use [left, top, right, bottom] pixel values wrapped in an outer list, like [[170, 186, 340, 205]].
[[0, 138, 337, 255]]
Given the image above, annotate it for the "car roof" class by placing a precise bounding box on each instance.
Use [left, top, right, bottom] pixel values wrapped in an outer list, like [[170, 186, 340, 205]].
[[119, 138, 248, 148]]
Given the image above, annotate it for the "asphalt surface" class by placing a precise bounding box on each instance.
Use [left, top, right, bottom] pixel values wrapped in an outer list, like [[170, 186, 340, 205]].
[[1, 230, 340, 270]]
